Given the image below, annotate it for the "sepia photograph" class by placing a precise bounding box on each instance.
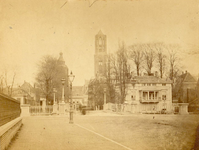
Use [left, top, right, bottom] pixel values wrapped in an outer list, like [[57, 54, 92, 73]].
[[0, 0, 199, 149]]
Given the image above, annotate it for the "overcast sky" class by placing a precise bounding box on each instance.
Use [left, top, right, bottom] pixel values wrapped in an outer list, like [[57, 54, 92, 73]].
[[0, 0, 199, 86]]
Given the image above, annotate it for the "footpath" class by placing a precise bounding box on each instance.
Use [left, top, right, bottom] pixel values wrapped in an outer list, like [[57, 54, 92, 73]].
[[8, 113, 128, 150]]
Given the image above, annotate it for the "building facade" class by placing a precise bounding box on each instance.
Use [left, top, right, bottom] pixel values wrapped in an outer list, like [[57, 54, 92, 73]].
[[113, 75, 173, 113]]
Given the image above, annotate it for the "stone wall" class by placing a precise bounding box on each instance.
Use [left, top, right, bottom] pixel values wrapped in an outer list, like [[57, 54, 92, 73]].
[[0, 117, 22, 150]]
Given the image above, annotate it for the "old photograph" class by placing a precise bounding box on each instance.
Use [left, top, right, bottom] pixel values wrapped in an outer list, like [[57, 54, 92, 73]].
[[0, 0, 199, 149]]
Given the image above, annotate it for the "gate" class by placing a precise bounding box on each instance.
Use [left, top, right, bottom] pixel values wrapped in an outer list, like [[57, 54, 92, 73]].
[[30, 105, 53, 116]]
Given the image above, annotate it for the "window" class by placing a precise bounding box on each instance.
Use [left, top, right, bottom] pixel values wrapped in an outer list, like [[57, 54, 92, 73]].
[[132, 84, 135, 88], [149, 92, 154, 100], [99, 61, 103, 65], [152, 84, 156, 86], [162, 84, 166, 86], [143, 92, 148, 100], [99, 37, 102, 45], [131, 95, 135, 100], [162, 95, 166, 100], [147, 83, 151, 86]]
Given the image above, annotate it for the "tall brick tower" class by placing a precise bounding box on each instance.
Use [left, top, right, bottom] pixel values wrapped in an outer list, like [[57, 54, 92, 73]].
[[94, 30, 107, 77]]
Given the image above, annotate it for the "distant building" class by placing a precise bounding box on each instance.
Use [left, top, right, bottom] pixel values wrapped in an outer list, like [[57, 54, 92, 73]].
[[174, 71, 197, 103], [188, 77, 199, 113], [12, 81, 39, 105], [94, 30, 107, 77], [55, 52, 69, 103], [119, 75, 173, 113], [72, 85, 88, 106]]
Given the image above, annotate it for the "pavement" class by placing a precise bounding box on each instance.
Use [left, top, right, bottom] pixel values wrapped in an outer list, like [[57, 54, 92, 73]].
[[7, 111, 199, 150], [8, 112, 131, 150]]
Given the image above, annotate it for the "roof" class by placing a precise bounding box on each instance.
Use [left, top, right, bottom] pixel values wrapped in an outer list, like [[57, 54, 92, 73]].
[[173, 71, 197, 96], [98, 30, 103, 35], [181, 72, 196, 82], [131, 76, 172, 84], [72, 86, 84, 96]]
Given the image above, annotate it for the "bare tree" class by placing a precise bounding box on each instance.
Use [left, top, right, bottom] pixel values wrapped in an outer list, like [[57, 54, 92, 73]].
[[36, 55, 70, 104], [155, 43, 167, 78], [167, 44, 181, 82], [116, 42, 130, 104], [143, 44, 156, 75], [128, 44, 144, 76], [105, 54, 116, 103], [9, 72, 16, 96], [36, 55, 58, 104], [0, 70, 16, 96]]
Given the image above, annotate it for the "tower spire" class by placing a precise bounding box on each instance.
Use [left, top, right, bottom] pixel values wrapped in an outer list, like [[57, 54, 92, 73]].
[[58, 52, 65, 66]]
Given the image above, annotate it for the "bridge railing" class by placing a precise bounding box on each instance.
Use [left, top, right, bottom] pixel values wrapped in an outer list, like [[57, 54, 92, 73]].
[[0, 93, 21, 127]]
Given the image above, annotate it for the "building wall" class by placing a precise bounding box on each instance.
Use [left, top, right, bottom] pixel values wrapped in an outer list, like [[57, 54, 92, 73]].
[[181, 82, 197, 103], [125, 83, 172, 112]]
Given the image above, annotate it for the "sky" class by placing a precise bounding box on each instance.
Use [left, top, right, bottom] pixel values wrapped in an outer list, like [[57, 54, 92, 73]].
[[0, 0, 199, 86]]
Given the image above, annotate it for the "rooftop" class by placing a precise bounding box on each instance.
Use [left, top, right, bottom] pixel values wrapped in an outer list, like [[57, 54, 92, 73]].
[[131, 76, 172, 84]]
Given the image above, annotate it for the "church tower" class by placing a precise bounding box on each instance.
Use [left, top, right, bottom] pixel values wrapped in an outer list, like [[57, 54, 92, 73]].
[[94, 30, 107, 77], [57, 52, 69, 102]]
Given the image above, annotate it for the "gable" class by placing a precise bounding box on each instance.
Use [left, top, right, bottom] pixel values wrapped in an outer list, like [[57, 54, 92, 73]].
[[183, 73, 196, 82]]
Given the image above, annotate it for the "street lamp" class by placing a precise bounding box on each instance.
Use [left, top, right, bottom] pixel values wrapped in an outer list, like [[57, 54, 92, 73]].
[[61, 78, 66, 103], [69, 71, 75, 124]]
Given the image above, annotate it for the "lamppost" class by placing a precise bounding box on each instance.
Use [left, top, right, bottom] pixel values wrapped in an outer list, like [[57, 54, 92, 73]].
[[61, 78, 66, 103], [59, 78, 65, 115], [69, 71, 75, 124], [103, 88, 106, 110]]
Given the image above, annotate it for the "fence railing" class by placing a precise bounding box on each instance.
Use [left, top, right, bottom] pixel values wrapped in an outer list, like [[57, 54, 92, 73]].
[[0, 93, 20, 127], [30, 106, 53, 115], [105, 103, 174, 114]]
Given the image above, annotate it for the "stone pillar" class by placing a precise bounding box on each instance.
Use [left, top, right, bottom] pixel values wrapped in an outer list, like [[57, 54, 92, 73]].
[[179, 103, 189, 115], [52, 104, 58, 114], [20, 104, 30, 117], [42, 99, 46, 113], [52, 90, 57, 115], [59, 102, 65, 115]]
